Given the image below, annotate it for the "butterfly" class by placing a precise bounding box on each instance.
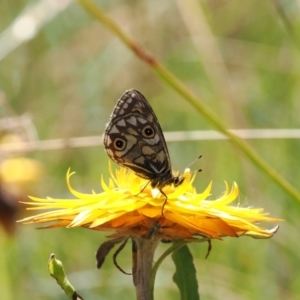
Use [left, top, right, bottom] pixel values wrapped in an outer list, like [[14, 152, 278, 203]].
[[103, 89, 185, 196]]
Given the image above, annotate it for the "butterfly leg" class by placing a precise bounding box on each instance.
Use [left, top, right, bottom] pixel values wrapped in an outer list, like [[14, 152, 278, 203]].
[[134, 180, 151, 197], [159, 188, 168, 217]]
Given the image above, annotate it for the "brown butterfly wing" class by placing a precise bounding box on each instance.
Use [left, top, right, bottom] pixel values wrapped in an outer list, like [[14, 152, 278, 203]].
[[103, 89, 174, 186]]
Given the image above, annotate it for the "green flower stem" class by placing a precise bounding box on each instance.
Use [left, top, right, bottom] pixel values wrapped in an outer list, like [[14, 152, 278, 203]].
[[149, 240, 188, 300], [78, 0, 300, 204], [149, 238, 211, 299], [132, 238, 160, 300]]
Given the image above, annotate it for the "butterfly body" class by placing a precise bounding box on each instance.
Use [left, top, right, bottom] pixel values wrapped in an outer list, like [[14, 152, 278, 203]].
[[103, 89, 184, 191]]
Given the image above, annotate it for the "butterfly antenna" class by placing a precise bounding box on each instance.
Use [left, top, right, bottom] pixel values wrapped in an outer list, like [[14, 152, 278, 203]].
[[186, 154, 202, 169]]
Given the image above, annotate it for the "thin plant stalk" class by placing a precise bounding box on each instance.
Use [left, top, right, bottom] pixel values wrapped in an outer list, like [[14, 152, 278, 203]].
[[77, 0, 300, 205], [132, 237, 160, 300]]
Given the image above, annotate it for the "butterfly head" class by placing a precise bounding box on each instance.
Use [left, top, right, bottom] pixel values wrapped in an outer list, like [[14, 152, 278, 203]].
[[150, 171, 185, 190], [173, 174, 185, 187]]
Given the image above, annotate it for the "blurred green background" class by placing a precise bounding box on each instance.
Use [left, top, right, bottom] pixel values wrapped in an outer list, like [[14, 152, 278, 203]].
[[0, 0, 299, 299]]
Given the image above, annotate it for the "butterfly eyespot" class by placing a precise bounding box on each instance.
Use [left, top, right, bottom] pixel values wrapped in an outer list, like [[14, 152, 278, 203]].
[[142, 125, 155, 138], [114, 138, 126, 150]]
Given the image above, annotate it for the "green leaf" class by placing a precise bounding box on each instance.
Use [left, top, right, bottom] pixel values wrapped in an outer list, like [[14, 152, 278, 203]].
[[172, 245, 200, 300]]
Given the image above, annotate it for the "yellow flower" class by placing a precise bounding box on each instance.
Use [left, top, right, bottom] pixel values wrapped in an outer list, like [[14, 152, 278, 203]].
[[19, 163, 281, 240]]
